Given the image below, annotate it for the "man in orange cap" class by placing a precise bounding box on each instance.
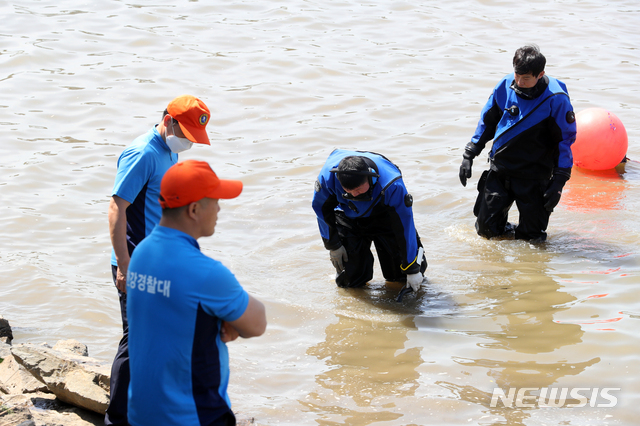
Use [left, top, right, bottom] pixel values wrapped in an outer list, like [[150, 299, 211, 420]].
[[106, 96, 211, 426], [126, 160, 267, 426]]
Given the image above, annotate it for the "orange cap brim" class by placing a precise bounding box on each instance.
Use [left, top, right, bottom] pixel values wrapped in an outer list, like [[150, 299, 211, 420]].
[[208, 179, 243, 200], [178, 121, 211, 146]]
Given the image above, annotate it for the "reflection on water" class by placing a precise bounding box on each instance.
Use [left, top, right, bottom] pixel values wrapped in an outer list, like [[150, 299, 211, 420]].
[[562, 164, 627, 212], [304, 283, 425, 425], [421, 237, 626, 425], [439, 269, 600, 424], [469, 275, 583, 354]]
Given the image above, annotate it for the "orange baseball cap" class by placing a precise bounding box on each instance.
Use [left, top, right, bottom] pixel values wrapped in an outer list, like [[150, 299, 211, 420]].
[[166, 95, 211, 145], [159, 160, 243, 209]]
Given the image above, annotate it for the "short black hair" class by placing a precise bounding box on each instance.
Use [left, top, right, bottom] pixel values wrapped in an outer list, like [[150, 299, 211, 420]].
[[513, 45, 546, 76], [162, 109, 180, 125], [160, 203, 188, 216], [336, 156, 369, 190]]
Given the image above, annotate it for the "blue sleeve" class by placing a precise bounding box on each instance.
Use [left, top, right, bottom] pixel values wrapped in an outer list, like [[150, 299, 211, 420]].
[[550, 91, 577, 170], [311, 174, 342, 250], [468, 83, 505, 156], [112, 148, 155, 203], [200, 264, 249, 322], [384, 181, 421, 273]]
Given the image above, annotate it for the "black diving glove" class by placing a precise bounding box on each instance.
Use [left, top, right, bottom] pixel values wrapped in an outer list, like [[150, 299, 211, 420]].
[[543, 169, 571, 212], [459, 151, 474, 187]]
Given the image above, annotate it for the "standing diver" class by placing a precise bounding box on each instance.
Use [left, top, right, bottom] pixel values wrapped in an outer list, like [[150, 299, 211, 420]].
[[459, 45, 577, 242]]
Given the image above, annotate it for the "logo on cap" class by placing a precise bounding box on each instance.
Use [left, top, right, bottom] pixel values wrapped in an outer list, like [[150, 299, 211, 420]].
[[199, 114, 209, 126]]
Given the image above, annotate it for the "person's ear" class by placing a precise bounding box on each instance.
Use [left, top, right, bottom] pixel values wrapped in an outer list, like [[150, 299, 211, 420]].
[[186, 201, 199, 220]]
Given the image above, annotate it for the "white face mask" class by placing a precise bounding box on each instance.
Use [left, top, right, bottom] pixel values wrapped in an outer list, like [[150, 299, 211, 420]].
[[165, 120, 193, 153]]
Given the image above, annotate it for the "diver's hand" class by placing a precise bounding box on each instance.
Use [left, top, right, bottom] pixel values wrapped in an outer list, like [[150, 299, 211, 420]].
[[329, 246, 348, 273], [543, 178, 566, 212], [543, 169, 571, 212], [459, 157, 473, 187], [406, 272, 423, 292]]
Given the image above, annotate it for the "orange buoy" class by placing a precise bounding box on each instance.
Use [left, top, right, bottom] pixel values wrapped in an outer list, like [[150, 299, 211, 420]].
[[572, 108, 628, 170]]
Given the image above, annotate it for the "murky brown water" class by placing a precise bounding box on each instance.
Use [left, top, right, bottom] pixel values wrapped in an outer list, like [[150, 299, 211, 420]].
[[1, 1, 639, 424]]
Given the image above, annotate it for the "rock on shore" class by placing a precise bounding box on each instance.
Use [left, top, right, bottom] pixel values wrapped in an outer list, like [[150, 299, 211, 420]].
[[0, 316, 258, 426], [1, 337, 108, 425]]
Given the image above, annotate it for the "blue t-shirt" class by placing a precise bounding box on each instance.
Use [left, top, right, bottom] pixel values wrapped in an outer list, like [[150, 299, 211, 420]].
[[110, 126, 177, 266], [127, 225, 250, 426]]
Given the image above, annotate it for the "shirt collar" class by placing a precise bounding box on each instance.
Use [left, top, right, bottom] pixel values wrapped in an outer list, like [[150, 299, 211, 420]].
[[154, 225, 200, 250], [152, 125, 171, 152]]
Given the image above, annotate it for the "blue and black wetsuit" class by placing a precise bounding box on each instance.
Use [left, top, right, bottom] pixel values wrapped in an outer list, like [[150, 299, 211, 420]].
[[466, 74, 577, 240], [312, 149, 427, 287]]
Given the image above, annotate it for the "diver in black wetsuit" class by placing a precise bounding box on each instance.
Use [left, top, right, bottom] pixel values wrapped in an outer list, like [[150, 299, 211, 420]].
[[459, 45, 577, 242], [312, 149, 427, 293]]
